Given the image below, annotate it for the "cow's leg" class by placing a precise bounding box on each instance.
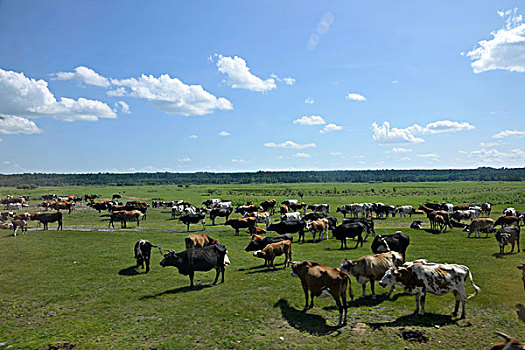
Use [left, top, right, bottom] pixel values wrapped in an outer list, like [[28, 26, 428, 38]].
[[187, 223, 190, 232], [212, 268, 220, 285], [360, 283, 366, 298], [220, 266, 225, 284], [452, 290, 460, 317], [354, 234, 363, 249], [414, 294, 420, 314], [333, 294, 344, 326], [189, 271, 195, 287], [419, 294, 426, 315], [371, 280, 376, 299], [137, 217, 140, 227], [145, 258, 150, 273], [235, 228, 239, 236], [459, 289, 467, 319], [202, 220, 205, 231], [388, 285, 396, 296], [301, 282, 310, 310]]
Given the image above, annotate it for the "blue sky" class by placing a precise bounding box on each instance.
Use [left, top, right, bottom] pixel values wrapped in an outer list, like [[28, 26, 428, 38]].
[[0, 1, 524, 173]]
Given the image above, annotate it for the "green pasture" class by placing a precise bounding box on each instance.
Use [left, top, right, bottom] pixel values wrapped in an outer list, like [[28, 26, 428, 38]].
[[0, 182, 524, 349]]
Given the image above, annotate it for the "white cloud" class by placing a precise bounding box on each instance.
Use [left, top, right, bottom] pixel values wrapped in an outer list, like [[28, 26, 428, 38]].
[[492, 129, 525, 138], [231, 159, 247, 163], [115, 101, 130, 114], [417, 153, 440, 161], [0, 68, 116, 122], [216, 55, 276, 92], [219, 131, 230, 136], [293, 115, 325, 126], [391, 147, 412, 153], [345, 93, 366, 101], [399, 157, 411, 161], [293, 153, 311, 158], [109, 73, 232, 116], [264, 140, 316, 149], [371, 120, 475, 144], [466, 8, 525, 73], [329, 152, 343, 156], [470, 148, 525, 163], [304, 98, 314, 104], [320, 123, 343, 133], [51, 66, 110, 87], [178, 158, 191, 162], [0, 115, 42, 135], [480, 142, 500, 147], [189, 134, 198, 139], [283, 77, 295, 85]]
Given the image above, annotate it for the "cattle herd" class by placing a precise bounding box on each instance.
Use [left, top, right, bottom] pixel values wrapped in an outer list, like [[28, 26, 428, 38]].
[[1, 193, 524, 346]]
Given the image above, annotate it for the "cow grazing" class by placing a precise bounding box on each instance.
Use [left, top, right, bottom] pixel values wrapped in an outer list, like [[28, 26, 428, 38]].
[[288, 202, 307, 214], [291, 260, 353, 326], [112, 194, 122, 201], [185, 234, 219, 249], [235, 205, 261, 215], [179, 213, 206, 231], [267, 221, 306, 243], [244, 234, 293, 252], [306, 218, 329, 242], [209, 208, 233, 225], [332, 222, 372, 249], [396, 205, 414, 217], [503, 208, 517, 217], [340, 251, 404, 299], [33, 212, 63, 230], [410, 220, 423, 229], [342, 218, 375, 236], [336, 205, 351, 218], [495, 226, 520, 254], [465, 218, 495, 238], [379, 261, 480, 318], [260, 199, 277, 215], [489, 332, 525, 350], [281, 199, 298, 206], [134, 239, 160, 273], [303, 212, 327, 222], [160, 244, 229, 287], [371, 231, 410, 261], [494, 216, 520, 227], [88, 200, 113, 213], [307, 204, 329, 213], [224, 217, 257, 235], [109, 210, 143, 228], [52, 201, 75, 214], [451, 210, 477, 222], [253, 240, 292, 270]]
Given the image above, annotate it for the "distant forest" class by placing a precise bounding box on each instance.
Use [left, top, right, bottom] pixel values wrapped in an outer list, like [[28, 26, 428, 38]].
[[0, 167, 524, 187]]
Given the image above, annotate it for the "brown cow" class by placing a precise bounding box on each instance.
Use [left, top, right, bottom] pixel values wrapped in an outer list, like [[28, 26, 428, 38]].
[[490, 332, 525, 350], [291, 260, 354, 327], [84, 194, 99, 202], [280, 205, 289, 216], [494, 216, 520, 227], [465, 218, 495, 238], [253, 240, 292, 270], [108, 210, 142, 228], [224, 217, 257, 235], [306, 218, 329, 242], [185, 234, 219, 249], [51, 201, 75, 214]]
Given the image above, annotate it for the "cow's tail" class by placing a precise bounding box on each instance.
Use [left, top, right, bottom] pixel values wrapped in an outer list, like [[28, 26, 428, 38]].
[[341, 270, 354, 301], [466, 268, 480, 299]]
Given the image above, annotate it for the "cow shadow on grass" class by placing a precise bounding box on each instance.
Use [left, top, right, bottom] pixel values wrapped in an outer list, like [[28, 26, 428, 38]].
[[346, 293, 391, 308], [118, 265, 141, 276], [422, 229, 445, 235], [139, 284, 214, 300], [492, 251, 519, 258], [245, 264, 289, 274], [274, 298, 342, 336], [368, 312, 459, 329]]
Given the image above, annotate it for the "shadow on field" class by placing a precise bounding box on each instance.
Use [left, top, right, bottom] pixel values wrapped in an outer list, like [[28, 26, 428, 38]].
[[422, 229, 444, 235], [492, 251, 519, 258], [274, 298, 341, 336], [368, 312, 458, 329], [347, 293, 390, 308], [139, 284, 213, 300], [118, 265, 141, 276], [244, 263, 288, 274]]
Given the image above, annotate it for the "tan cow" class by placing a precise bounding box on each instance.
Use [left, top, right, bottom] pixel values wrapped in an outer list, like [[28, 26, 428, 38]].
[[253, 240, 292, 270], [108, 210, 143, 228], [291, 260, 353, 326], [306, 218, 329, 242], [465, 218, 495, 238], [185, 234, 219, 249]]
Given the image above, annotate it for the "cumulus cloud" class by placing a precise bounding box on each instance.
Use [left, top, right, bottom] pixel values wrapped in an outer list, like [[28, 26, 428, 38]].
[[320, 123, 343, 133], [466, 8, 525, 73], [480, 142, 499, 147], [109, 73, 232, 116], [293, 153, 311, 158], [0, 68, 116, 122], [115, 101, 130, 114], [283, 77, 296, 85], [470, 148, 525, 163], [0, 115, 42, 136], [293, 115, 325, 126], [345, 93, 366, 101], [371, 120, 475, 144], [51, 66, 110, 87], [264, 140, 316, 149], [219, 131, 230, 136], [492, 129, 525, 138], [304, 98, 314, 104], [216, 55, 276, 92]]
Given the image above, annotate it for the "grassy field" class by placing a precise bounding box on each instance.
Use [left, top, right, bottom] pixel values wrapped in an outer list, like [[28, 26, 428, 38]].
[[0, 182, 524, 349]]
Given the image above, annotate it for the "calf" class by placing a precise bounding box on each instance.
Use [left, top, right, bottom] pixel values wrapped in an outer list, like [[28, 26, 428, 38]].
[[185, 234, 219, 249], [224, 217, 257, 235], [134, 239, 160, 273], [494, 216, 520, 227], [11, 218, 27, 236], [396, 205, 414, 217], [245, 234, 293, 252], [291, 260, 353, 326], [243, 212, 270, 229], [333, 222, 372, 249], [267, 221, 306, 243], [489, 332, 525, 350], [371, 231, 410, 261], [465, 218, 495, 238], [379, 261, 480, 318], [495, 226, 520, 254], [410, 220, 422, 229], [342, 218, 375, 235], [160, 244, 229, 287], [179, 213, 206, 231], [253, 240, 292, 270], [306, 218, 329, 242], [340, 251, 404, 299]]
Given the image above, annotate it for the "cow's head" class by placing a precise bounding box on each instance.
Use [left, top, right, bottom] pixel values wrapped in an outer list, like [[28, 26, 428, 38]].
[[379, 267, 400, 288], [244, 240, 259, 252], [253, 250, 266, 259], [159, 250, 181, 268], [339, 258, 356, 275]]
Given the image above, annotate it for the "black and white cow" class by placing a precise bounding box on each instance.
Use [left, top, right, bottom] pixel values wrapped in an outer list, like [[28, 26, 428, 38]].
[[370, 231, 410, 261], [134, 239, 160, 273], [179, 213, 206, 231]]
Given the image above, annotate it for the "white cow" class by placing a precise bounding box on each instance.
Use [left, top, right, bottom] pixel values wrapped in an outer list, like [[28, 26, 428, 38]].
[[379, 261, 480, 318], [503, 207, 517, 217], [281, 212, 302, 222], [396, 205, 413, 217], [243, 212, 271, 229], [215, 201, 232, 209]]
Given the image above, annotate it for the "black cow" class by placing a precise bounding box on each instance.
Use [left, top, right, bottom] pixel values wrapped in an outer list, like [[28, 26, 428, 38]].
[[34, 212, 63, 230], [267, 221, 306, 243], [244, 234, 294, 252], [303, 212, 327, 221], [332, 222, 371, 249], [370, 231, 410, 261], [209, 208, 232, 225], [159, 244, 229, 287], [336, 205, 352, 217], [179, 213, 206, 231], [134, 239, 160, 273], [325, 216, 338, 231], [342, 218, 375, 237]]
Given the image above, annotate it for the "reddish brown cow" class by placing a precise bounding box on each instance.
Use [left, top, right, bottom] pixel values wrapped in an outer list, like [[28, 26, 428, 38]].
[[224, 217, 257, 235], [185, 234, 219, 249]]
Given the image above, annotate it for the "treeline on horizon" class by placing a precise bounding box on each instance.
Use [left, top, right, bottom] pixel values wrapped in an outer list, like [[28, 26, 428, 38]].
[[0, 167, 524, 187]]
